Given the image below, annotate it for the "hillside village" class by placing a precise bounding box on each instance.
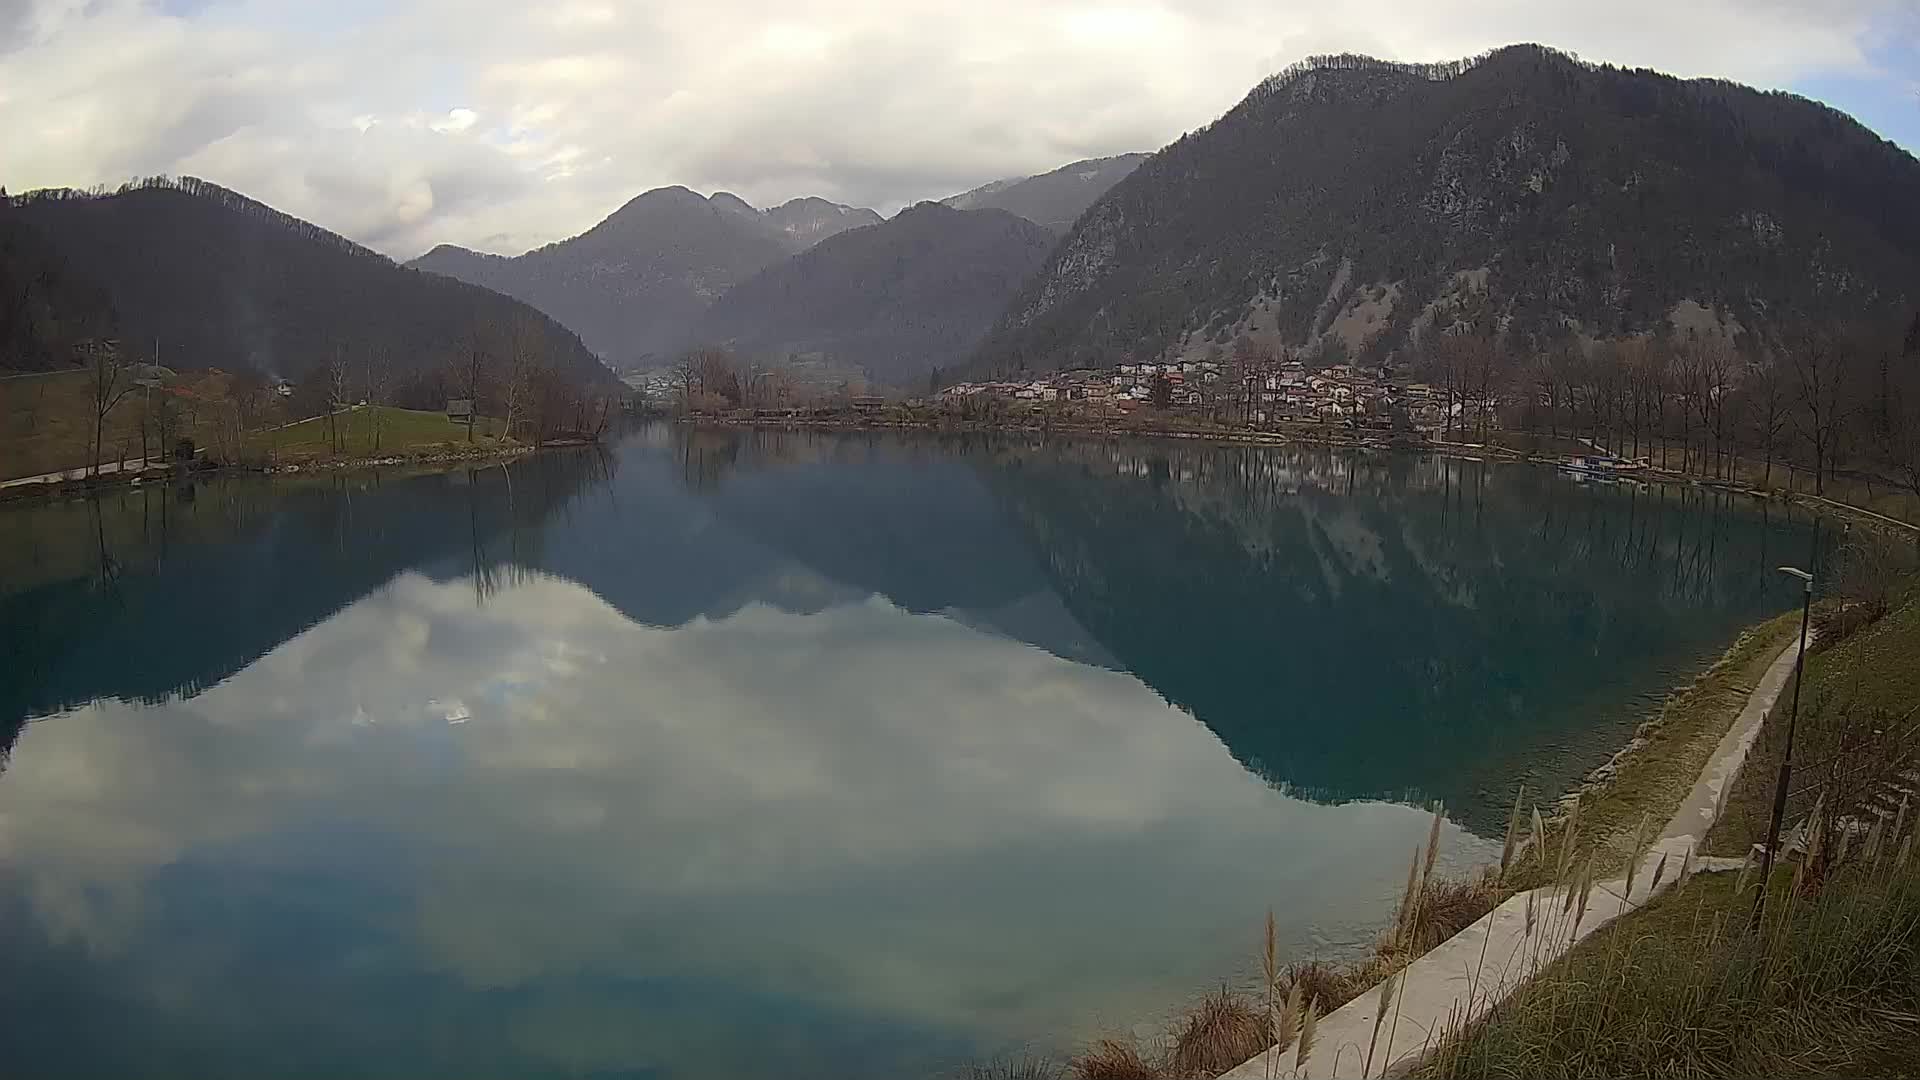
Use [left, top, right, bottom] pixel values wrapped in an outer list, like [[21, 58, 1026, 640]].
[[940, 359, 1466, 431]]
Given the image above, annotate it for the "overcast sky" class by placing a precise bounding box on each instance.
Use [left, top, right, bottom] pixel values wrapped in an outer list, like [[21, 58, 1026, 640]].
[[2, 0, 1917, 260]]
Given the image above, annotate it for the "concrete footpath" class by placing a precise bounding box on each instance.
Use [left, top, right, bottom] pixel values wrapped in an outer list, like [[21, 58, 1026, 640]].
[[0, 457, 172, 489], [1221, 632, 1807, 1080]]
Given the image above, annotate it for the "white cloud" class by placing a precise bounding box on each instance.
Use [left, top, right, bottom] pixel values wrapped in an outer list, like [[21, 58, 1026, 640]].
[[429, 107, 479, 134], [0, 0, 1904, 259]]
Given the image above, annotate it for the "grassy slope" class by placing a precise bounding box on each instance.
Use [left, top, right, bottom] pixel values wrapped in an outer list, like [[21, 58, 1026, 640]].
[[1419, 859, 1920, 1079], [1422, 587, 1920, 1080], [247, 406, 510, 464], [0, 369, 227, 481], [2, 371, 515, 479], [1710, 590, 1920, 856]]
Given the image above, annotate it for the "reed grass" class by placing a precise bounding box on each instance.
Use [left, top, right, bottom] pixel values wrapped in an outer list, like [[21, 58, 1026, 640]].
[[1293, 997, 1318, 1074], [1498, 784, 1524, 876]]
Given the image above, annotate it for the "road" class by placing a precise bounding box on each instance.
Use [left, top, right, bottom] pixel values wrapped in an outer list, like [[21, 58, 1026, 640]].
[[1, 456, 180, 490]]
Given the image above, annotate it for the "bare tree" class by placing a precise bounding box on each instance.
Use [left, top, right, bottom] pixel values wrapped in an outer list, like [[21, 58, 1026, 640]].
[[674, 347, 739, 413], [1700, 337, 1736, 480], [1887, 318, 1920, 513], [1672, 336, 1707, 474], [449, 327, 492, 442], [82, 337, 136, 478], [1789, 327, 1851, 496], [500, 317, 543, 441], [697, 348, 741, 407], [762, 366, 793, 409], [1744, 355, 1790, 489], [325, 348, 352, 454], [151, 388, 182, 463], [673, 350, 701, 412], [17, 378, 49, 438], [1466, 334, 1508, 442], [365, 347, 393, 452], [1644, 340, 1674, 468]]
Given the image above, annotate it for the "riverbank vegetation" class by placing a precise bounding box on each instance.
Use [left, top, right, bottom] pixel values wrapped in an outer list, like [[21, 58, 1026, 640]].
[[2, 330, 622, 491], [1413, 537, 1920, 1079], [1418, 847, 1920, 1079]]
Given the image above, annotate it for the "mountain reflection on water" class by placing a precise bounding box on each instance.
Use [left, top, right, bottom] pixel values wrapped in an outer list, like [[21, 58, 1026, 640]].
[[0, 425, 1811, 1078]]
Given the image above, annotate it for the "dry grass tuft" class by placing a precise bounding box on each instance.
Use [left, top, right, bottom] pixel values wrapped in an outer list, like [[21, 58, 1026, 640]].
[[968, 1056, 1065, 1080], [1068, 1039, 1159, 1080], [1392, 872, 1507, 956], [1277, 959, 1368, 1012], [1165, 987, 1270, 1078]]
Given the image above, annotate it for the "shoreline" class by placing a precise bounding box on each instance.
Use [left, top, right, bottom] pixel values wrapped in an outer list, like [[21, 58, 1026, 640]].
[[1039, 606, 1807, 1080], [1222, 628, 1813, 1079], [0, 440, 591, 505], [686, 414, 1914, 534]]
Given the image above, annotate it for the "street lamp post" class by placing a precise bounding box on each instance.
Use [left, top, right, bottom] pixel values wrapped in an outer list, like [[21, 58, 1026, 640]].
[[1752, 560, 1815, 925]]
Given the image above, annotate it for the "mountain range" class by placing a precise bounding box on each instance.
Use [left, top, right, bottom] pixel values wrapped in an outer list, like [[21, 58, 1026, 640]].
[[410, 188, 880, 370], [3, 178, 610, 391], [971, 45, 1920, 376], [694, 203, 1058, 386], [9, 46, 1919, 394], [408, 158, 1142, 380]]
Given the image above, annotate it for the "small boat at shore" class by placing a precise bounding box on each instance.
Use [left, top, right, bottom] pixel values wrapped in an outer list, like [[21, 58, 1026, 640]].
[[1562, 455, 1623, 479]]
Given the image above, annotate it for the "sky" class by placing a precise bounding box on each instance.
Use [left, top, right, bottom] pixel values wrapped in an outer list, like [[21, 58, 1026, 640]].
[[1, 0, 1917, 261]]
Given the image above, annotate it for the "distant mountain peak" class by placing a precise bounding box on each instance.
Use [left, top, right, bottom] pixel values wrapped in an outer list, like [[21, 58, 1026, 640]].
[[709, 191, 759, 216], [409, 184, 881, 369], [940, 153, 1149, 232], [695, 205, 1058, 387]]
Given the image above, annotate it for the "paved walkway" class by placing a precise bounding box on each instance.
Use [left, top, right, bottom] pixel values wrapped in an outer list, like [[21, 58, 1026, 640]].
[[0, 457, 173, 489], [1221, 632, 1807, 1079]]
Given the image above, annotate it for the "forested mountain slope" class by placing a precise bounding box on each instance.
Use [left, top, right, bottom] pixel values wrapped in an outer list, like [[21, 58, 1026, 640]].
[[972, 45, 1920, 375], [8, 178, 609, 389], [0, 202, 117, 373], [694, 203, 1057, 387]]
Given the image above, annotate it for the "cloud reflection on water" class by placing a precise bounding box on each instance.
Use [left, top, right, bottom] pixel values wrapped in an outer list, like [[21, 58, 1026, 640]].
[[0, 569, 1488, 1076]]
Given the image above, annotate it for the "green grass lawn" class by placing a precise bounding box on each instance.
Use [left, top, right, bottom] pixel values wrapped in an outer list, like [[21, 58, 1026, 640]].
[[247, 406, 512, 463], [2, 372, 518, 478]]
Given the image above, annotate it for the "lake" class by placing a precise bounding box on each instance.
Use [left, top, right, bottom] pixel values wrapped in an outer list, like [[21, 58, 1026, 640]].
[[0, 425, 1815, 1078]]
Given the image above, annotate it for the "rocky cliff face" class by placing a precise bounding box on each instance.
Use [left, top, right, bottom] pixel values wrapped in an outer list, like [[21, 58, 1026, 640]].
[[972, 46, 1920, 375]]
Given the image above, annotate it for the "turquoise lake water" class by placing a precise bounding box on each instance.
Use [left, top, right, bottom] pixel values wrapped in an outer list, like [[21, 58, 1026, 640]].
[[0, 425, 1815, 1077]]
